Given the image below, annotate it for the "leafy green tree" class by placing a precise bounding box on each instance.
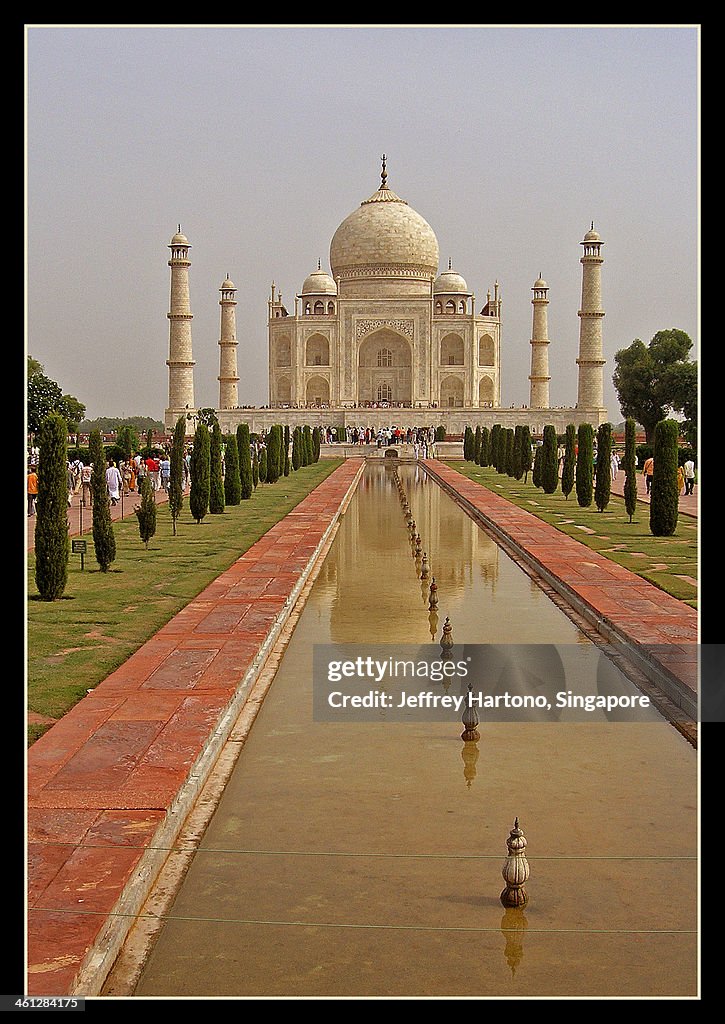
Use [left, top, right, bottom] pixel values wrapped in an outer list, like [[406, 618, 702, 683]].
[[650, 418, 680, 536], [594, 422, 613, 512], [474, 426, 482, 463], [252, 447, 259, 488], [34, 412, 70, 599], [58, 395, 86, 434], [435, 425, 446, 442], [463, 426, 473, 461], [224, 433, 241, 506], [612, 329, 697, 444], [237, 424, 253, 499], [189, 423, 211, 523], [196, 408, 219, 429], [168, 417, 186, 534], [561, 424, 576, 499], [259, 447, 268, 482], [489, 425, 501, 472], [266, 427, 281, 484], [303, 425, 313, 466], [209, 423, 225, 514], [520, 426, 533, 482], [512, 426, 522, 479], [292, 427, 301, 471], [284, 425, 291, 474], [505, 428, 515, 477], [575, 424, 594, 507], [89, 429, 116, 571], [27, 373, 63, 435], [134, 474, 157, 549], [623, 417, 638, 523], [541, 425, 559, 494], [312, 426, 321, 463], [116, 424, 136, 464]]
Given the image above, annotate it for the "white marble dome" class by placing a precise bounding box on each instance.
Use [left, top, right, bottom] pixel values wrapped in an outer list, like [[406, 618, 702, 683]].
[[301, 267, 337, 294], [434, 267, 469, 294], [330, 179, 439, 280]]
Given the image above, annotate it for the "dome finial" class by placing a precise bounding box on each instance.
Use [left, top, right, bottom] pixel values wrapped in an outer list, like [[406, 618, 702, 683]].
[[381, 153, 388, 189], [448, 257, 452, 270]]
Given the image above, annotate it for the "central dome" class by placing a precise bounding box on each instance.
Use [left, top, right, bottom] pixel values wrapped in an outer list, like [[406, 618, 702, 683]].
[[330, 166, 439, 282]]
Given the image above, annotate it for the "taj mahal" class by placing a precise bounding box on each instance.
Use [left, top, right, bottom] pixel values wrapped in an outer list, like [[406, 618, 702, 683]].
[[164, 157, 608, 436]]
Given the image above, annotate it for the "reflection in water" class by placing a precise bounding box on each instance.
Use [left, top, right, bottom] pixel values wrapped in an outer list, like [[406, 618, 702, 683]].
[[500, 908, 528, 977], [461, 740, 479, 788]]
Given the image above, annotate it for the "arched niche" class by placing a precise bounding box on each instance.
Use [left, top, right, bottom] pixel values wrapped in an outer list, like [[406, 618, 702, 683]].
[[305, 333, 330, 366], [440, 374, 464, 408], [306, 375, 330, 407], [478, 334, 495, 366], [441, 333, 465, 366]]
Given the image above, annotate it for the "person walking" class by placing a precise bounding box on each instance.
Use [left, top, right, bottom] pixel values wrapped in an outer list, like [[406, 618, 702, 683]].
[[80, 462, 93, 507], [683, 457, 696, 495], [610, 450, 620, 481], [160, 455, 171, 491], [106, 460, 123, 506], [67, 462, 75, 508], [677, 464, 685, 497], [643, 454, 654, 495], [27, 465, 39, 516]]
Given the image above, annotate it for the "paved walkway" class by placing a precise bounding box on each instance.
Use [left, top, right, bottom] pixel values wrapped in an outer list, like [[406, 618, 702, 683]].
[[609, 470, 698, 518], [26, 456, 698, 996], [27, 459, 364, 996]]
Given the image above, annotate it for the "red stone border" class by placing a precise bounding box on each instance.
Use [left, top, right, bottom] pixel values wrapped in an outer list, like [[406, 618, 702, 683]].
[[27, 459, 365, 996]]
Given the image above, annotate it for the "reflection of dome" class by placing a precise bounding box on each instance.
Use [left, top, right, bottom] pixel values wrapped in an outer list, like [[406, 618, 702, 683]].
[[434, 266, 469, 294], [330, 170, 439, 280], [301, 267, 337, 295]]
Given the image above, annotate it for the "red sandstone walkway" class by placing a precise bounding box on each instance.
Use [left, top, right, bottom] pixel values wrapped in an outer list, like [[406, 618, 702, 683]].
[[26, 459, 364, 997], [424, 461, 698, 717]]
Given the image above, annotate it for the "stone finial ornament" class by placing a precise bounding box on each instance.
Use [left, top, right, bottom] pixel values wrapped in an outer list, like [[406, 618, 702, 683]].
[[500, 817, 530, 908], [461, 682, 479, 741], [420, 552, 430, 579], [428, 576, 438, 609], [440, 616, 454, 654]]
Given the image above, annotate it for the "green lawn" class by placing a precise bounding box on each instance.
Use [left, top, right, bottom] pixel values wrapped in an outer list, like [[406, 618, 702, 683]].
[[445, 462, 698, 609], [27, 461, 342, 745]]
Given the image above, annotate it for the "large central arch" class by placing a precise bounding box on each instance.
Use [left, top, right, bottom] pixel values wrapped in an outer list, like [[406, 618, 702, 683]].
[[357, 328, 412, 405]]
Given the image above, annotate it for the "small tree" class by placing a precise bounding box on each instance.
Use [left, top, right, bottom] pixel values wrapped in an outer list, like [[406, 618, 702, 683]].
[[505, 428, 515, 477], [512, 425, 523, 480], [650, 418, 680, 537], [594, 422, 613, 512], [532, 444, 543, 488], [478, 426, 489, 467], [168, 416, 186, 534], [541, 425, 559, 494], [312, 426, 321, 463], [209, 423, 225, 514], [34, 412, 70, 600], [89, 428, 116, 571], [489, 425, 501, 471], [303, 425, 314, 466], [134, 473, 157, 549], [189, 422, 210, 523], [224, 433, 241, 506], [576, 423, 594, 508], [237, 424, 253, 500], [520, 426, 533, 482], [623, 417, 638, 523], [474, 425, 482, 464], [252, 447, 259, 488], [292, 427, 301, 471], [266, 427, 281, 484], [561, 424, 576, 500], [284, 425, 291, 475], [259, 447, 268, 482]]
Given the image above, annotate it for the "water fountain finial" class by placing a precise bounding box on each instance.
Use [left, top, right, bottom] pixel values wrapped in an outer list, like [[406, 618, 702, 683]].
[[428, 577, 439, 610], [501, 818, 530, 908]]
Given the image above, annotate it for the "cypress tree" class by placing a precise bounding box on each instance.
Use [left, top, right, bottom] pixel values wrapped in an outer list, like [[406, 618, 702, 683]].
[[34, 412, 70, 599], [189, 423, 211, 523], [237, 423, 253, 500], [561, 424, 576, 500], [266, 427, 280, 484], [532, 443, 543, 488], [478, 426, 490, 467], [650, 418, 680, 537], [594, 422, 613, 512], [623, 417, 638, 523], [464, 425, 473, 461], [541, 424, 559, 494], [512, 425, 523, 479], [474, 425, 482, 464], [259, 447, 268, 483], [496, 426, 507, 472], [303, 425, 313, 466], [505, 428, 515, 476], [284, 425, 291, 474], [224, 433, 241, 506], [518, 426, 531, 482], [252, 447, 259, 488], [576, 423, 594, 507], [89, 428, 116, 571], [292, 427, 301, 470], [169, 416, 186, 534], [209, 423, 225, 514], [312, 426, 321, 463], [489, 425, 501, 471], [134, 473, 157, 549]]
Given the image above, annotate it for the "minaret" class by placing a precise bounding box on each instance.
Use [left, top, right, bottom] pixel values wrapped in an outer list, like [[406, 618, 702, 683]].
[[165, 227, 195, 429], [576, 224, 606, 409], [529, 274, 551, 409], [217, 274, 239, 409]]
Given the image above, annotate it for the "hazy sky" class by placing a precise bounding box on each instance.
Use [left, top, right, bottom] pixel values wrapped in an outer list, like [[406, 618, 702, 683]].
[[26, 24, 699, 423]]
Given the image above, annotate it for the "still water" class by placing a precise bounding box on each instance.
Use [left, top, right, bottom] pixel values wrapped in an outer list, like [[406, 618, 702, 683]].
[[133, 462, 697, 997]]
